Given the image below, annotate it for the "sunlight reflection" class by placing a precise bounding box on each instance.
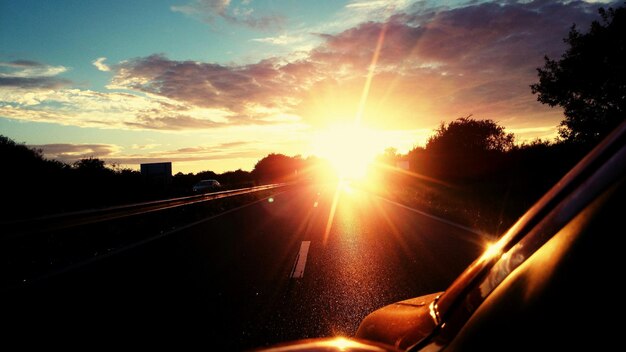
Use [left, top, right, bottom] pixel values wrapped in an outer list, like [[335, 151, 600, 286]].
[[264, 337, 386, 351], [329, 337, 354, 351], [371, 196, 413, 257], [340, 180, 354, 194], [323, 182, 342, 246], [372, 161, 452, 187], [483, 240, 504, 259]]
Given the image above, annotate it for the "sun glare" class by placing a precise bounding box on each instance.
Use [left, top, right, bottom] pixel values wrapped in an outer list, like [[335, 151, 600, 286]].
[[312, 123, 381, 179]]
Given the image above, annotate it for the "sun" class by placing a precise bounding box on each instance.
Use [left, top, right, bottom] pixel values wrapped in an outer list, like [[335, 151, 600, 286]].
[[312, 123, 381, 179]]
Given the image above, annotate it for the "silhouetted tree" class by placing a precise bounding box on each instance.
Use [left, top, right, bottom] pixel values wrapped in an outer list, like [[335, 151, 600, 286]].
[[426, 117, 515, 154], [531, 4, 626, 145], [297, 155, 335, 182], [217, 169, 253, 188], [73, 157, 111, 174], [1, 135, 43, 164], [1, 136, 70, 218], [378, 147, 400, 165], [196, 170, 218, 181], [419, 117, 514, 180], [252, 153, 301, 184], [1, 135, 67, 184], [172, 172, 198, 193]]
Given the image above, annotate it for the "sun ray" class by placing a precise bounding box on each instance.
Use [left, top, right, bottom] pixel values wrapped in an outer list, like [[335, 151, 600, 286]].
[[371, 195, 414, 257], [319, 19, 392, 245], [372, 161, 454, 188], [355, 23, 388, 125], [323, 181, 343, 246]]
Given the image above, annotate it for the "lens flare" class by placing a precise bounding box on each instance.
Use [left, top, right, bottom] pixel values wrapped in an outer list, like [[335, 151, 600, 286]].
[[312, 123, 383, 180]]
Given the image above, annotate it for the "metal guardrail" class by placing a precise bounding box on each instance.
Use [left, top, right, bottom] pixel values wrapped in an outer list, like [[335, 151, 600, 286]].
[[0, 182, 292, 289], [2, 183, 289, 239]]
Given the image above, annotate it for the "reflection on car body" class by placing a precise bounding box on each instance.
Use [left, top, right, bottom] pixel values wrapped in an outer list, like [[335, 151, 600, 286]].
[[258, 121, 626, 351], [192, 179, 222, 193]]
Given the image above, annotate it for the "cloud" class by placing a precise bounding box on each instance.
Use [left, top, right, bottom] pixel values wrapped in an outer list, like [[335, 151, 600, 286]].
[[109, 54, 311, 122], [131, 144, 160, 150], [0, 77, 72, 89], [1, 1, 611, 139], [0, 60, 71, 89], [3, 60, 44, 68], [28, 141, 261, 166], [0, 60, 67, 77], [106, 141, 262, 166], [124, 113, 224, 130], [171, 0, 283, 29], [309, 0, 411, 35], [92, 57, 111, 72], [345, 0, 411, 14], [171, 0, 229, 16], [293, 0, 607, 130], [252, 34, 303, 45], [106, 151, 260, 166], [166, 141, 251, 155], [29, 143, 120, 163], [308, 20, 423, 72], [0, 87, 242, 130]]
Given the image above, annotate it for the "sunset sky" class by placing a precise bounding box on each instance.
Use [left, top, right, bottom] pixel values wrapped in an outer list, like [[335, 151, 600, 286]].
[[0, 0, 616, 173]]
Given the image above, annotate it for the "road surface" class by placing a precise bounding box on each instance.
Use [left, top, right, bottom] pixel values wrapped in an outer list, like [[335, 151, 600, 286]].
[[3, 184, 486, 349]]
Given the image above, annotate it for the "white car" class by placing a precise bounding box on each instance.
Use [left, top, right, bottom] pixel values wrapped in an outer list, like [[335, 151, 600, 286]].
[[192, 179, 222, 193]]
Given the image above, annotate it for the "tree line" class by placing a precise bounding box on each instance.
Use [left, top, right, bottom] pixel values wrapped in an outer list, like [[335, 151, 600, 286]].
[[0, 137, 314, 221], [0, 133, 334, 221]]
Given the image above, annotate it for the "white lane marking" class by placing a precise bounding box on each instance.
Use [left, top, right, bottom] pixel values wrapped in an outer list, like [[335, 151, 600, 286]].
[[290, 241, 311, 279], [313, 201, 318, 208]]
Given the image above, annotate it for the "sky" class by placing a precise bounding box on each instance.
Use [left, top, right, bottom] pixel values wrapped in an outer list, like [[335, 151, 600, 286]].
[[0, 0, 617, 173]]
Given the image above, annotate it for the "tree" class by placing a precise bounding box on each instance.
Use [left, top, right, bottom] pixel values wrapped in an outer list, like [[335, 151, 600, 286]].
[[426, 117, 515, 154], [421, 117, 514, 180], [217, 169, 252, 187], [1, 135, 46, 168], [531, 5, 626, 145], [73, 157, 108, 172], [252, 153, 301, 183], [196, 170, 218, 180]]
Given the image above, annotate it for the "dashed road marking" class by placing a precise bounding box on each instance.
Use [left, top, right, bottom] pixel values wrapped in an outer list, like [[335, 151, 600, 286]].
[[290, 241, 311, 279]]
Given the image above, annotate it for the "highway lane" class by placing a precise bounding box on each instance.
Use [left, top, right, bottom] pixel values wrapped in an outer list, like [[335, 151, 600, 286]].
[[3, 183, 486, 349]]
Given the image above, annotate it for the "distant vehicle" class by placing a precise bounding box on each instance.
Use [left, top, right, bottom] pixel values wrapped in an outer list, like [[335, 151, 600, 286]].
[[192, 179, 222, 193], [257, 121, 626, 351]]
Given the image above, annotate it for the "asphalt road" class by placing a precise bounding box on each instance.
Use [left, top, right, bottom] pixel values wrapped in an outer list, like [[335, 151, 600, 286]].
[[3, 184, 486, 350]]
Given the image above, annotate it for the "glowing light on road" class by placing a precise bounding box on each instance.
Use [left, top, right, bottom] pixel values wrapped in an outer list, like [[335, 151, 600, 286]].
[[340, 181, 354, 194], [330, 337, 353, 350], [323, 182, 342, 246], [263, 337, 386, 351]]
